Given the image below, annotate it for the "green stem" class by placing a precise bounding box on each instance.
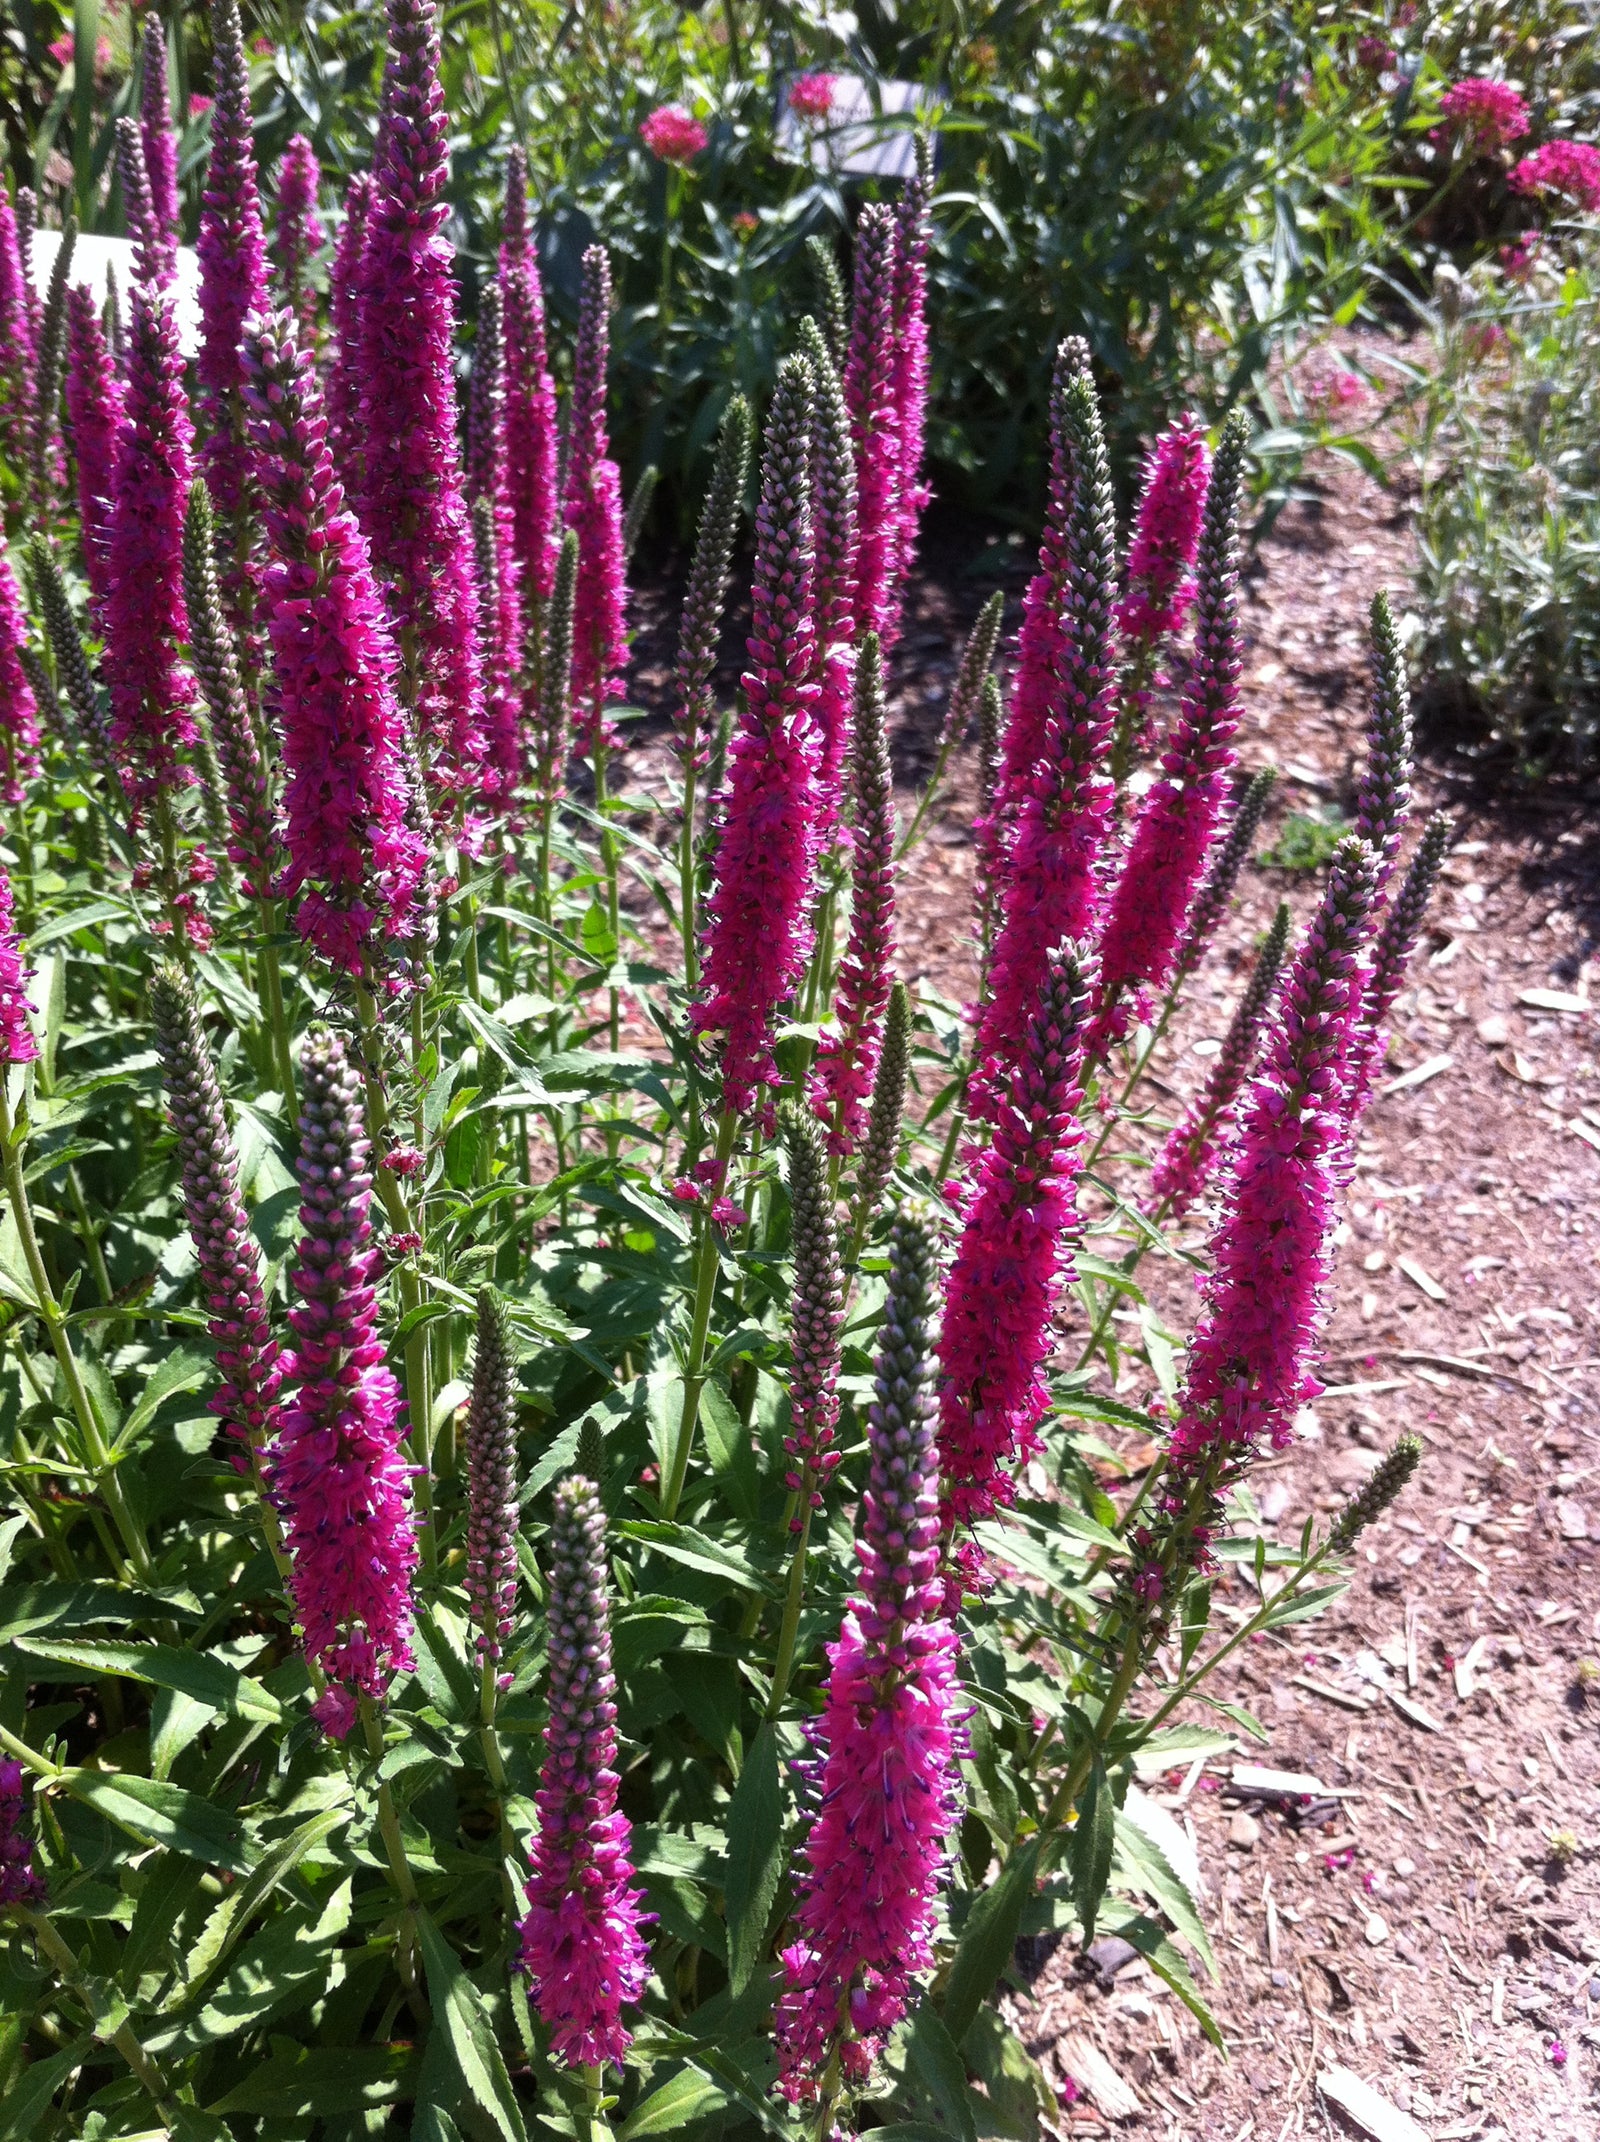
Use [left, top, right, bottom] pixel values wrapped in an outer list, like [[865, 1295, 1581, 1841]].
[[0, 1084, 150, 1579], [766, 1501, 811, 1719], [22, 1908, 180, 2119], [677, 757, 700, 990], [257, 911, 295, 1104], [661, 1109, 737, 1520], [593, 728, 620, 1053]]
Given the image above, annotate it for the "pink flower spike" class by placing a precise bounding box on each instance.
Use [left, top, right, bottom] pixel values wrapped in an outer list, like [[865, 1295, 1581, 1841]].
[[467, 282, 524, 799], [0, 550, 42, 805], [0, 868, 39, 1065], [692, 357, 821, 1117], [138, 19, 181, 288], [564, 246, 629, 751], [842, 204, 902, 652], [500, 150, 561, 617], [888, 156, 934, 642], [938, 943, 1096, 1541], [813, 635, 894, 1152], [326, 174, 375, 507], [241, 311, 429, 979], [970, 360, 1119, 1121], [195, 0, 269, 644], [270, 1032, 418, 1725], [0, 182, 37, 473], [360, 0, 488, 808], [1087, 412, 1248, 1067], [639, 104, 708, 164], [1116, 413, 1210, 655], [0, 1759, 46, 1905], [776, 1214, 963, 2105], [518, 1475, 650, 2069], [1162, 837, 1381, 1540], [274, 132, 325, 345]]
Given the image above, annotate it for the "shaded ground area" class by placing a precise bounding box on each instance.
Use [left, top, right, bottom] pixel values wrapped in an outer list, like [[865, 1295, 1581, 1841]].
[[623, 429, 1600, 2139]]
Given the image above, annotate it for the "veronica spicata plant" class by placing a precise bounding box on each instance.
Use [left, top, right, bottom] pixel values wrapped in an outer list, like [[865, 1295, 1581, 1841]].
[[0, 12, 1435, 2133]]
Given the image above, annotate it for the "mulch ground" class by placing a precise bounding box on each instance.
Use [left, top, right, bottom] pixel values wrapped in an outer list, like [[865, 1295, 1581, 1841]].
[[623, 408, 1600, 2139]]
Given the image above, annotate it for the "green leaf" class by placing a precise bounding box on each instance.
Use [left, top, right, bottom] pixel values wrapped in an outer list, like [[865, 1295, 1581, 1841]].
[[416, 1908, 531, 2142], [721, 1723, 783, 1997], [0, 2045, 84, 2140], [14, 1638, 282, 1723], [617, 1521, 771, 1597], [1259, 1579, 1350, 1629], [697, 1378, 758, 1521], [905, 2005, 978, 2142], [179, 1806, 353, 1994], [63, 1771, 253, 1873], [619, 2068, 727, 2140], [110, 1348, 215, 1456], [1106, 1914, 1224, 2050], [942, 1837, 1040, 2043], [0, 1581, 199, 1639], [1067, 1755, 1115, 1945], [207, 2044, 420, 2117]]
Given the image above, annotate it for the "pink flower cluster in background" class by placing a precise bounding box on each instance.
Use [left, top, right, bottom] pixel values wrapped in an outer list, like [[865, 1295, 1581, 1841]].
[[1436, 77, 1530, 153], [640, 105, 707, 164], [789, 72, 837, 121], [1510, 139, 1600, 213]]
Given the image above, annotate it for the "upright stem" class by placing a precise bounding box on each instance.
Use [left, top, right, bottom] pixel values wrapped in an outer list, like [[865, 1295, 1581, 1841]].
[[661, 1108, 737, 1520], [257, 902, 296, 1103], [23, 1909, 180, 2118], [593, 727, 620, 1052], [677, 758, 700, 989], [766, 1503, 811, 1718], [359, 1696, 429, 2023], [0, 1084, 150, 1579]]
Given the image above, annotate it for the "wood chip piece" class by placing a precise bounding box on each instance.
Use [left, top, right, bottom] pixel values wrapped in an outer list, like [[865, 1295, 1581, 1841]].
[[1518, 987, 1590, 1013], [1454, 1635, 1488, 1701], [1387, 1690, 1446, 1733], [1318, 2064, 1429, 2142], [1396, 1255, 1446, 1302], [1556, 1497, 1589, 1541], [1570, 1118, 1600, 1155], [1056, 2031, 1141, 2121], [1231, 1762, 1332, 1799], [1395, 1349, 1499, 1382], [1380, 1052, 1453, 1096], [1292, 1673, 1377, 1714]]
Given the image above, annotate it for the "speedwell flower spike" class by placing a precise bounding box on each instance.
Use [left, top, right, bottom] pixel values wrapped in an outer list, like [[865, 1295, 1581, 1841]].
[[180, 480, 279, 896], [1353, 589, 1413, 893], [797, 314, 858, 828], [673, 392, 753, 772], [780, 1106, 845, 1527], [1170, 765, 1278, 983], [518, 1474, 650, 2068], [693, 355, 821, 1117], [776, 1207, 962, 2104], [1148, 899, 1293, 1222], [464, 1289, 520, 1671], [814, 632, 895, 1152], [272, 1030, 418, 1740]]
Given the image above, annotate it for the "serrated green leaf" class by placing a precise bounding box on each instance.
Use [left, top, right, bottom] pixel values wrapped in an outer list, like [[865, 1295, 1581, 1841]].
[[0, 1581, 199, 1639], [416, 1909, 531, 2142], [207, 2044, 420, 2116], [0, 2044, 84, 2140], [63, 1771, 253, 1873], [722, 1722, 783, 1997], [697, 1378, 757, 1521], [617, 1521, 771, 1597], [178, 1806, 352, 1995], [14, 1637, 282, 1723], [619, 2067, 727, 2140], [1106, 1913, 1224, 2049], [942, 1836, 1040, 2043], [1067, 1755, 1115, 1945], [905, 2005, 978, 2142]]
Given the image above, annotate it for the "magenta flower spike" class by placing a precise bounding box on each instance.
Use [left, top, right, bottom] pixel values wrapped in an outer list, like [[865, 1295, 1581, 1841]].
[[799, 315, 858, 831], [1085, 412, 1248, 1065], [149, 964, 282, 1460], [0, 867, 39, 1066], [0, 551, 42, 805], [0, 181, 36, 472], [499, 151, 560, 617], [104, 138, 201, 814], [274, 133, 325, 345], [692, 357, 821, 1117], [464, 1288, 519, 1671], [138, 18, 180, 288], [1352, 591, 1413, 895], [0, 1760, 46, 1906], [1341, 812, 1451, 1140], [326, 174, 374, 505], [195, 0, 268, 636], [775, 1211, 963, 2104], [1147, 899, 1292, 1223], [814, 635, 894, 1152], [888, 158, 933, 634], [518, 1474, 650, 2069], [271, 1031, 417, 1739], [1117, 414, 1211, 655], [938, 944, 1094, 1545], [564, 245, 629, 750], [359, 0, 487, 807], [241, 311, 429, 978], [781, 1108, 846, 1526], [970, 365, 1119, 1120], [466, 281, 523, 797], [841, 204, 902, 652], [1160, 838, 1379, 1543], [977, 337, 1090, 882], [66, 284, 125, 613]]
